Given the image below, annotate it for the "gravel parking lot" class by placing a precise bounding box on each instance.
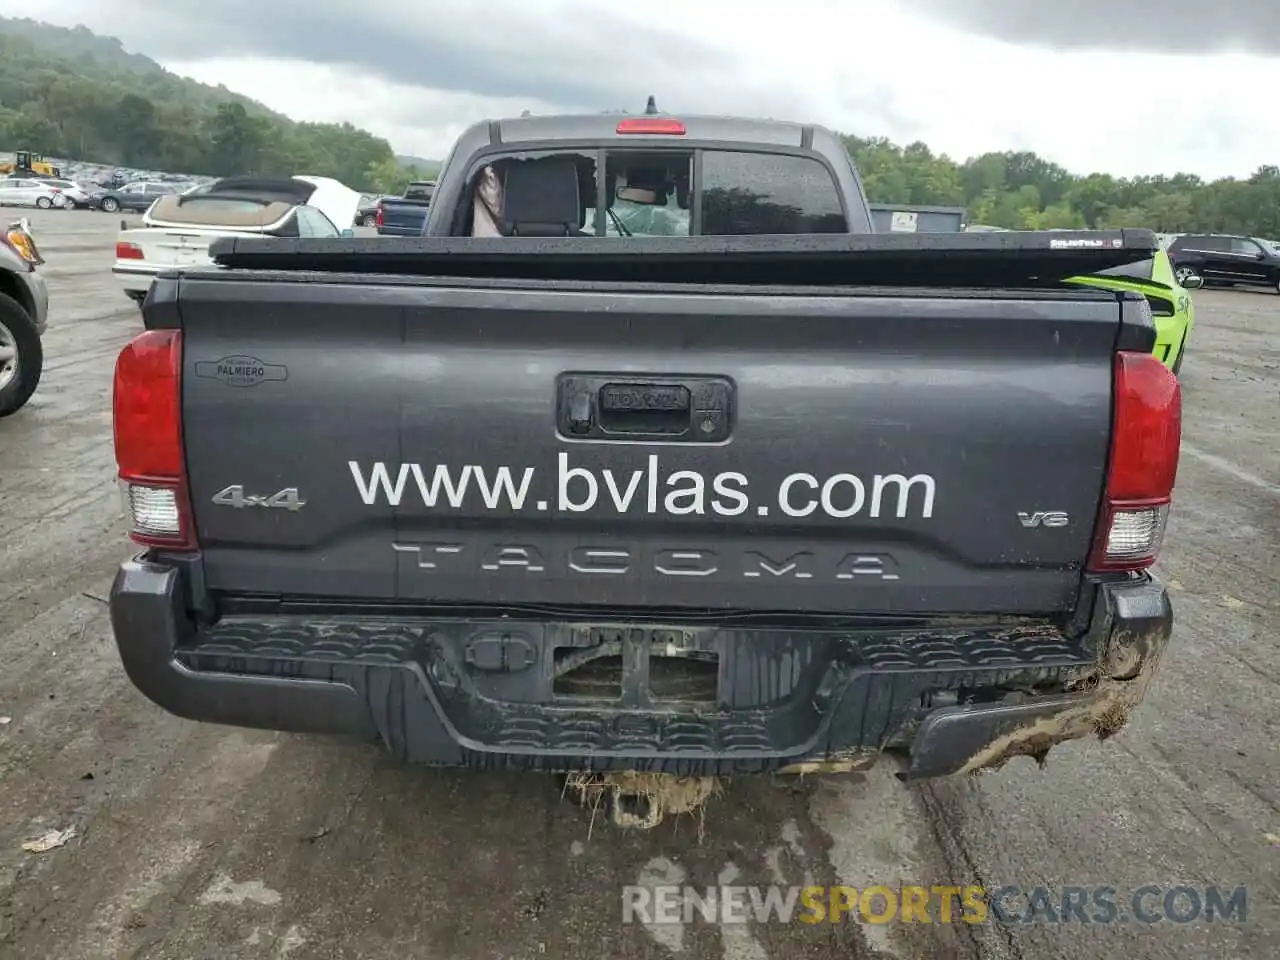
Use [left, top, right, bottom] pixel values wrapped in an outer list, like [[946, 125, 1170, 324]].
[[0, 210, 1276, 960]]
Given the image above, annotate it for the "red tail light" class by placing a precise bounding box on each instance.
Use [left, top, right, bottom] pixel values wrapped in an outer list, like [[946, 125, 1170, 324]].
[[616, 118, 687, 135], [375, 203, 384, 227], [116, 241, 143, 259], [113, 330, 195, 550], [1086, 351, 1181, 573]]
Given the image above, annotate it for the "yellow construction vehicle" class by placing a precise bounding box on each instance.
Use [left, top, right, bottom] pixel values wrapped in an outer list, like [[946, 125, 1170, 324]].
[[0, 151, 62, 178]]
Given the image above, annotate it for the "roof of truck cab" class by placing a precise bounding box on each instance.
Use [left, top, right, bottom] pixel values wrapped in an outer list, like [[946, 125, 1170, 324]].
[[428, 110, 873, 236], [468, 112, 840, 150]]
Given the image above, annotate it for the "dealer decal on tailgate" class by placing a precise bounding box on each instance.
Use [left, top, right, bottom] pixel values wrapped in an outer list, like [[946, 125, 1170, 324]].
[[349, 454, 936, 520]]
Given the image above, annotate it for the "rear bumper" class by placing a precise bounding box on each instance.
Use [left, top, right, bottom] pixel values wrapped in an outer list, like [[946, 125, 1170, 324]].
[[108, 559, 1172, 780]]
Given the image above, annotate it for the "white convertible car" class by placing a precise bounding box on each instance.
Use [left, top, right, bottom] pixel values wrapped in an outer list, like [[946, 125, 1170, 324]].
[[112, 175, 360, 306]]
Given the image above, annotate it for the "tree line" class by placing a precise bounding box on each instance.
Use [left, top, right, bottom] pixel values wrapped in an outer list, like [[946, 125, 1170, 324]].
[[845, 135, 1280, 237], [0, 24, 421, 193], [1, 17, 1276, 229]]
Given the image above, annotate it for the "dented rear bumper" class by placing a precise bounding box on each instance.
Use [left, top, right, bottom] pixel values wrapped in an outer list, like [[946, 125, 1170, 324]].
[[108, 558, 1171, 780], [904, 578, 1170, 778]]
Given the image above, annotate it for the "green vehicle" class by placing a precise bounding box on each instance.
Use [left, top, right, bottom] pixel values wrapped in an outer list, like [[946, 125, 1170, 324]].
[[1064, 247, 1198, 375]]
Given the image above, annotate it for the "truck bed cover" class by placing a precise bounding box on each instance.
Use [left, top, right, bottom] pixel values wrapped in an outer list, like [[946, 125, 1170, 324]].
[[205, 229, 1158, 287]]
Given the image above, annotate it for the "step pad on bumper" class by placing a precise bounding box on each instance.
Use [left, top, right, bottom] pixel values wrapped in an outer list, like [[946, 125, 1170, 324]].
[[171, 613, 1093, 773], [110, 562, 1173, 778]]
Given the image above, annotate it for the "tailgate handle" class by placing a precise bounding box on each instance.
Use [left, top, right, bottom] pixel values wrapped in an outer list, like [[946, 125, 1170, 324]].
[[598, 383, 691, 435], [557, 374, 733, 442], [596, 384, 691, 435], [599, 383, 690, 412]]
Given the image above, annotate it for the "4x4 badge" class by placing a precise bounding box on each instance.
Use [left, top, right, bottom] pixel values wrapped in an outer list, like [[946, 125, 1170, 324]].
[[212, 486, 306, 511]]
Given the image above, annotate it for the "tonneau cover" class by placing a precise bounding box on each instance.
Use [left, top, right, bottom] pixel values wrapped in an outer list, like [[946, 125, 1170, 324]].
[[206, 229, 1158, 287]]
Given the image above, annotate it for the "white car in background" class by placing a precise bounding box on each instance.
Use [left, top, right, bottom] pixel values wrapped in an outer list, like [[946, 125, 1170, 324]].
[[0, 179, 69, 209], [112, 175, 361, 306], [42, 179, 95, 209]]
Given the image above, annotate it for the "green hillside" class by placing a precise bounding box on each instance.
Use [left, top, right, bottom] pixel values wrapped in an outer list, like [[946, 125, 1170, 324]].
[[0, 16, 398, 190], [1, 16, 1276, 233], [396, 154, 441, 171]]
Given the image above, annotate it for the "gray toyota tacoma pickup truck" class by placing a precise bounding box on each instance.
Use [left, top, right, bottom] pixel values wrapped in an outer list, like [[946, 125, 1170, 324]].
[[108, 109, 1180, 790]]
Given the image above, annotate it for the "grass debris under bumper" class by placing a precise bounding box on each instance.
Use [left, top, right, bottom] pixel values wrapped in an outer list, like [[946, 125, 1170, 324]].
[[564, 772, 722, 834]]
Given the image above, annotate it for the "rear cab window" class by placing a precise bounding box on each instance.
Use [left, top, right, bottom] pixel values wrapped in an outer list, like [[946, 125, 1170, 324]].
[[447, 144, 848, 237], [700, 151, 847, 235]]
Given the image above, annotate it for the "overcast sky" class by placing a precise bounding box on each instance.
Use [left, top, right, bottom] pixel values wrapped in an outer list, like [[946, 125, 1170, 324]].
[[3, 0, 1277, 178]]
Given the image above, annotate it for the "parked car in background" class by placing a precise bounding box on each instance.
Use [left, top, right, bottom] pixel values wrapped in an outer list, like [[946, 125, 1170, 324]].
[[951, 224, 1197, 374], [113, 174, 360, 306], [0, 179, 68, 209], [356, 194, 392, 226], [41, 178, 94, 209], [376, 180, 434, 235], [0, 217, 49, 416], [91, 181, 179, 214], [1166, 233, 1280, 293], [1065, 247, 1199, 375]]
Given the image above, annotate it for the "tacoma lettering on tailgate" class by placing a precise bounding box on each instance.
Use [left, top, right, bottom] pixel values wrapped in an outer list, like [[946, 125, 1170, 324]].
[[392, 543, 902, 581]]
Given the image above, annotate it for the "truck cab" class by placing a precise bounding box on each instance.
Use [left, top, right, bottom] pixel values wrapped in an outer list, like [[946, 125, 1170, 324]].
[[423, 111, 874, 238]]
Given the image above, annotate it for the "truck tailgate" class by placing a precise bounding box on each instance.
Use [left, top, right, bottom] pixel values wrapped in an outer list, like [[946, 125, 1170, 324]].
[[172, 276, 1123, 615]]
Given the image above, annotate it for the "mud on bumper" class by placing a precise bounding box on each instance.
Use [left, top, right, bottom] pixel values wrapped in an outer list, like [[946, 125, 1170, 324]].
[[108, 559, 1172, 780]]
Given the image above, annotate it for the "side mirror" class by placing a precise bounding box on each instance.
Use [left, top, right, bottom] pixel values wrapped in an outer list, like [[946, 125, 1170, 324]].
[[340, 228, 355, 238], [1256, 250, 1266, 260], [1181, 275, 1203, 289]]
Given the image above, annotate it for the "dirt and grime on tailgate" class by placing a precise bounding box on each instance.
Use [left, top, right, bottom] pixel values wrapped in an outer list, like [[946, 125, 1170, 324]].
[[0, 211, 1276, 960]]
